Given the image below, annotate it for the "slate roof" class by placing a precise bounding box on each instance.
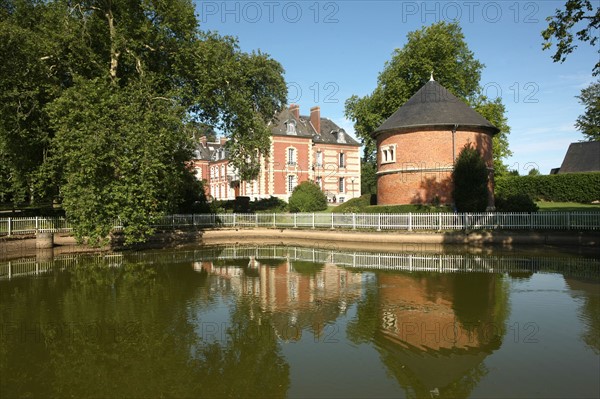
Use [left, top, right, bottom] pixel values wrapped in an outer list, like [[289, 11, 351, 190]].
[[193, 141, 227, 161], [269, 109, 360, 146], [373, 80, 499, 136], [558, 141, 600, 173], [193, 107, 360, 161]]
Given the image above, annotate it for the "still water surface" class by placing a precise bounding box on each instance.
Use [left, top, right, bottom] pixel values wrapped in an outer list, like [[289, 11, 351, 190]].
[[1, 245, 599, 398]]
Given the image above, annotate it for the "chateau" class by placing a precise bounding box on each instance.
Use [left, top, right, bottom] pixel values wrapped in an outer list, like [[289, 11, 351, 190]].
[[192, 105, 361, 203]]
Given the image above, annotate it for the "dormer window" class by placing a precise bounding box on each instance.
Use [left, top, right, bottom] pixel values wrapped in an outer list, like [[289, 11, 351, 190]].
[[286, 120, 297, 135], [336, 130, 346, 143], [381, 144, 396, 164]]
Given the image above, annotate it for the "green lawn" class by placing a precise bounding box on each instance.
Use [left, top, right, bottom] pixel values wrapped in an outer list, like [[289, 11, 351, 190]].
[[536, 201, 600, 212]]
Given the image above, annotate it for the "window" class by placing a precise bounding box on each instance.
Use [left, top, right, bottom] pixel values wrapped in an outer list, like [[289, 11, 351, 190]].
[[220, 165, 225, 178], [316, 176, 323, 189], [381, 144, 396, 164], [337, 131, 346, 143], [288, 148, 296, 166], [339, 152, 345, 168], [339, 177, 345, 193], [316, 151, 323, 167], [286, 120, 297, 135], [288, 175, 296, 192]]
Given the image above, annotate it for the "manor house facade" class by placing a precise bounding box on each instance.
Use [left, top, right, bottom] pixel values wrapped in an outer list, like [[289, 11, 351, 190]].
[[192, 105, 361, 203]]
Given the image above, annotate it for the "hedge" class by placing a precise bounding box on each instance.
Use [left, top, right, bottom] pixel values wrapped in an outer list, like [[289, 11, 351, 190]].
[[495, 173, 600, 203]]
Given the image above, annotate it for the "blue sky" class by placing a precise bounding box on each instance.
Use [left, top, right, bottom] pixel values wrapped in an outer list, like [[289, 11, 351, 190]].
[[194, 0, 598, 174]]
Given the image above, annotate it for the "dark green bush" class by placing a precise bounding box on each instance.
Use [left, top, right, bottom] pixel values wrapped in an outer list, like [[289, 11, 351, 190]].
[[251, 196, 288, 212], [288, 181, 328, 212], [495, 173, 600, 203], [495, 194, 539, 212], [452, 145, 489, 212]]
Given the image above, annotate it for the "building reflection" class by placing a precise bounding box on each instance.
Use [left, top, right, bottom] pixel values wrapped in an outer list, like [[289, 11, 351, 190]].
[[349, 272, 509, 398], [195, 257, 363, 340]]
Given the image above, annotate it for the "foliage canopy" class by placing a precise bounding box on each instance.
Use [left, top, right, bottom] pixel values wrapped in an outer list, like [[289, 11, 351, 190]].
[[575, 79, 600, 141], [0, 0, 287, 244], [542, 0, 600, 76], [345, 21, 511, 174]]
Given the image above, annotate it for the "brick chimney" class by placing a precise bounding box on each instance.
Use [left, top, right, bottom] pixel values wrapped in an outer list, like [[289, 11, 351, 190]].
[[290, 104, 300, 120], [310, 106, 321, 134], [220, 137, 228, 145]]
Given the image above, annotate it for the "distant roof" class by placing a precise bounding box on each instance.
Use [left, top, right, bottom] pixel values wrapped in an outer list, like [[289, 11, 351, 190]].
[[373, 80, 499, 136], [558, 141, 600, 173], [270, 108, 360, 146], [192, 107, 359, 161], [193, 141, 227, 161]]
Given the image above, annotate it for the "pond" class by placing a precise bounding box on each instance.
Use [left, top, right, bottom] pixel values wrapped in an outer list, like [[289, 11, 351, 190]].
[[1, 244, 599, 398]]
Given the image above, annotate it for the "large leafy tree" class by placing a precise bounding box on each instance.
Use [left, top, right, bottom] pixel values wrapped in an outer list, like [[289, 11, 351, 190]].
[[345, 22, 511, 172], [542, 0, 600, 76], [0, 0, 286, 243], [575, 79, 600, 141]]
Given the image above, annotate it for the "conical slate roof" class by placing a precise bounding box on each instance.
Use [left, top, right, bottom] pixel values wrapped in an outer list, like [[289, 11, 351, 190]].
[[373, 80, 499, 136]]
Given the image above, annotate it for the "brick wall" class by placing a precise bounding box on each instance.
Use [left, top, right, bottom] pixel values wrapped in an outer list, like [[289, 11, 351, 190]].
[[376, 127, 494, 206]]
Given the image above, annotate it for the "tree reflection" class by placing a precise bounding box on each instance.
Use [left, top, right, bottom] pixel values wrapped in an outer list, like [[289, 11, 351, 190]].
[[0, 256, 290, 398], [565, 276, 600, 354]]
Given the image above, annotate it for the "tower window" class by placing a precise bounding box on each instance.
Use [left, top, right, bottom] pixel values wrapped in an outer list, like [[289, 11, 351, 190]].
[[381, 144, 397, 164]]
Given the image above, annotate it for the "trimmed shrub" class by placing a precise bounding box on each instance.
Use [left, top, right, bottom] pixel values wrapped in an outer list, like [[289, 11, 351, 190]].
[[495, 194, 539, 212], [250, 196, 288, 213], [332, 194, 371, 213], [452, 145, 489, 212], [288, 181, 328, 212], [495, 173, 600, 203]]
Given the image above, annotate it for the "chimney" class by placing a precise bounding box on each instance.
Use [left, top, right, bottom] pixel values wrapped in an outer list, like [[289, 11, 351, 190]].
[[290, 104, 300, 120], [220, 137, 228, 145], [310, 106, 321, 134], [200, 135, 207, 146]]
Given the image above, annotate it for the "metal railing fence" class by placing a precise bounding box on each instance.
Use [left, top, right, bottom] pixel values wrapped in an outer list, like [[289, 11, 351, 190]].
[[1, 212, 599, 236]]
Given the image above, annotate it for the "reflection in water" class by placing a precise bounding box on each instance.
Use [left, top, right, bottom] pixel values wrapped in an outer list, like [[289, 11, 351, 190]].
[[348, 272, 508, 398], [564, 277, 600, 354], [0, 245, 599, 398]]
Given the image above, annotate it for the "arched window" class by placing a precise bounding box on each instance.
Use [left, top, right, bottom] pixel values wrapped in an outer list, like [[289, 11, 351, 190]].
[[381, 144, 397, 164]]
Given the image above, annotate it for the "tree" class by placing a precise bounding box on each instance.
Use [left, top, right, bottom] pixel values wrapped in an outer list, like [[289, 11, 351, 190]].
[[345, 21, 511, 171], [288, 181, 328, 213], [528, 168, 541, 176], [575, 79, 600, 141], [0, 0, 286, 243], [47, 77, 192, 244], [452, 145, 489, 212], [361, 161, 377, 195], [542, 0, 600, 76]]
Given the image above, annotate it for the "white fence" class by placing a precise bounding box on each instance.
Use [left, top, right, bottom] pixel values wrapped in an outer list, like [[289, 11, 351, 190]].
[[1, 212, 599, 236], [2, 246, 599, 280]]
